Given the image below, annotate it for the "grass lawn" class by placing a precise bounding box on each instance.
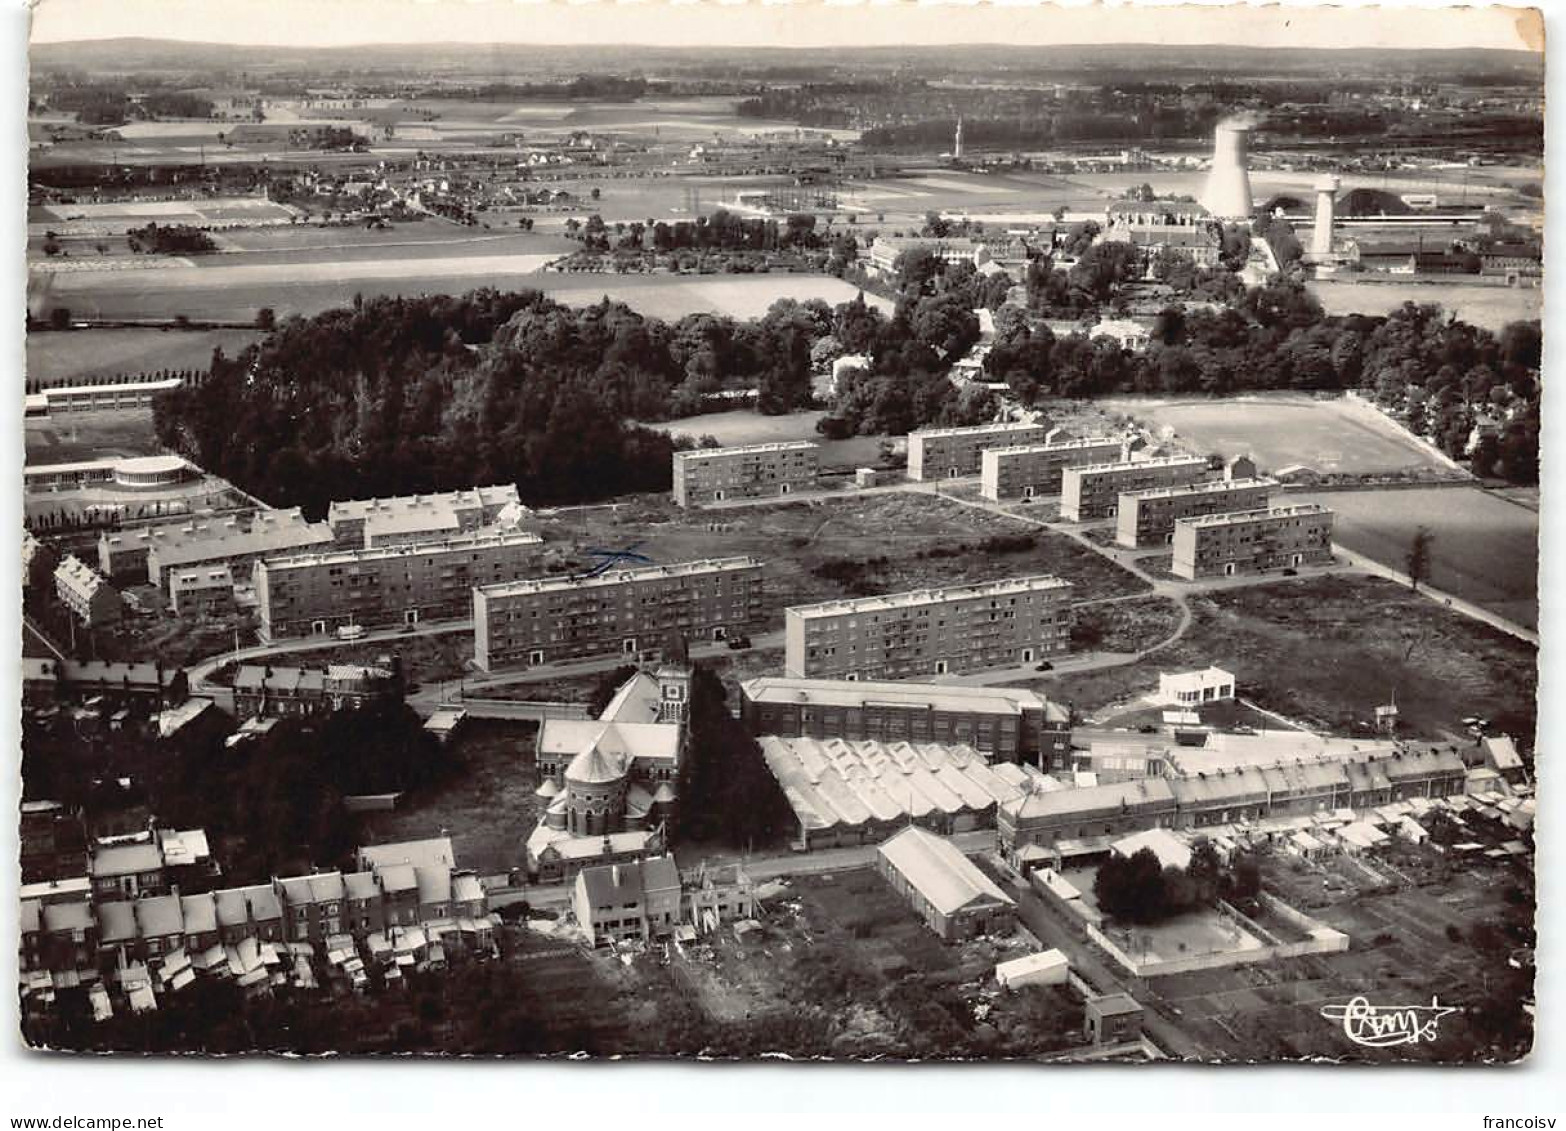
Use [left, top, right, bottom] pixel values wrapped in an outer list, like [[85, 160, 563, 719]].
[[24, 411, 165, 465], [1293, 486, 1538, 630], [642, 409, 888, 470], [357, 718, 539, 876], [26, 327, 262, 386], [1040, 575, 1536, 741]]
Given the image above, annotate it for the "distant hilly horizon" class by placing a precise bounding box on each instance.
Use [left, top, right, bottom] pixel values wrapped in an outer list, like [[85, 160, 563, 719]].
[[30, 36, 1544, 78]]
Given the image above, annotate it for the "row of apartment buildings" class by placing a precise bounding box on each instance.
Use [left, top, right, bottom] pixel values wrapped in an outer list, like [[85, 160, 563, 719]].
[[980, 436, 1128, 502], [782, 574, 1074, 681], [473, 556, 765, 672], [671, 441, 821, 507], [253, 529, 545, 641], [907, 420, 1052, 482]]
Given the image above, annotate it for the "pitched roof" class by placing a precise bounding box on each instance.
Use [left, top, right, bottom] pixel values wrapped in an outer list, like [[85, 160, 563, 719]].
[[97, 900, 139, 944], [415, 867, 452, 905], [565, 744, 628, 785], [135, 894, 185, 938], [598, 671, 663, 724], [641, 855, 681, 894], [876, 826, 1015, 917], [179, 893, 217, 935]]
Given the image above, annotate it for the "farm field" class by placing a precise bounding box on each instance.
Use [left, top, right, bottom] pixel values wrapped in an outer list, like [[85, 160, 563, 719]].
[[1028, 574, 1537, 743], [26, 327, 261, 385], [204, 229, 577, 267], [34, 196, 299, 231], [1101, 393, 1452, 477], [1293, 486, 1538, 630], [1307, 279, 1541, 332]]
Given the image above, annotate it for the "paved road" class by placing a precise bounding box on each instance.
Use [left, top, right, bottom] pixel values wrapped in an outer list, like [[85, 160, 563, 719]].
[[1334, 546, 1537, 645], [188, 618, 472, 693]]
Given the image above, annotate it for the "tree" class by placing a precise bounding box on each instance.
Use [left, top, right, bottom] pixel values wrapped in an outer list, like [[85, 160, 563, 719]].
[[48, 307, 72, 330], [255, 306, 276, 331], [1406, 525, 1435, 592], [672, 664, 794, 848]]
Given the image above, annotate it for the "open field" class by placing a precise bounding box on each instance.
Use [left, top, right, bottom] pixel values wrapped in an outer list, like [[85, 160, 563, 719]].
[[34, 196, 298, 231], [24, 410, 163, 465], [1294, 487, 1538, 630], [643, 409, 887, 469], [26, 327, 261, 385], [539, 491, 1149, 631], [1072, 595, 1184, 654], [1028, 574, 1536, 742], [1148, 849, 1534, 1062], [35, 263, 891, 324], [203, 228, 576, 267], [1308, 279, 1541, 332], [358, 718, 540, 876], [1101, 394, 1452, 477]]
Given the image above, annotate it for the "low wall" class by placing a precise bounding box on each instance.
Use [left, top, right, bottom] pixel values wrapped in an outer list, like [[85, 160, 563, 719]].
[[1085, 893, 1349, 978]]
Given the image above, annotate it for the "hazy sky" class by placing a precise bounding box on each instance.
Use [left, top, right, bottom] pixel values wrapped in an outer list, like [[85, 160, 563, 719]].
[[29, 0, 1542, 52]]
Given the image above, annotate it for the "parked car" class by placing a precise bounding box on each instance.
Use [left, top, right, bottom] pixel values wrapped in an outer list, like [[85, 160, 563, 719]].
[[337, 624, 366, 641], [727, 635, 752, 650], [1034, 660, 1054, 672]]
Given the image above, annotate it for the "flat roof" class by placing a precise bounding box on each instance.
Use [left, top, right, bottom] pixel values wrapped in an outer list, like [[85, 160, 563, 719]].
[[114, 455, 188, 475], [984, 436, 1123, 458], [1121, 477, 1277, 503], [327, 485, 520, 522], [258, 529, 543, 571], [788, 574, 1072, 620], [674, 440, 819, 460], [910, 420, 1046, 442], [742, 675, 1046, 715], [1178, 503, 1333, 529], [476, 556, 760, 599], [1066, 455, 1209, 477], [41, 378, 183, 399]]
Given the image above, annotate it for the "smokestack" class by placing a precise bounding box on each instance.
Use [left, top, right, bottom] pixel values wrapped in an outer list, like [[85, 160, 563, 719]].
[[1311, 175, 1340, 260], [1202, 122, 1254, 221]]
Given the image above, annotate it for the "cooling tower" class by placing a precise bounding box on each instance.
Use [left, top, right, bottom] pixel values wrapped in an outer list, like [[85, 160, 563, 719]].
[[1311, 175, 1340, 260], [1202, 122, 1255, 221]]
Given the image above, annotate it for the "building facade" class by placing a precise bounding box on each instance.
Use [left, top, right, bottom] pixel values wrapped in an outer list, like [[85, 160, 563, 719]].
[[168, 565, 235, 617], [907, 420, 1051, 482], [784, 575, 1075, 680], [231, 662, 400, 718], [1115, 476, 1276, 548], [144, 509, 335, 588], [740, 676, 1070, 766], [671, 441, 821, 507], [253, 530, 545, 641], [1060, 456, 1211, 522], [979, 437, 1127, 501], [54, 554, 121, 627], [472, 557, 764, 672], [1170, 504, 1335, 580], [572, 857, 682, 947]]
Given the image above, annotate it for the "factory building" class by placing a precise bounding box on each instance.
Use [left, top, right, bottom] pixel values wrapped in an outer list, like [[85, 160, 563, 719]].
[[1060, 456, 1210, 522], [876, 827, 1017, 942], [907, 420, 1051, 482], [472, 557, 765, 672], [253, 530, 545, 642], [1115, 476, 1277, 549], [740, 676, 1071, 766], [326, 486, 524, 550], [1171, 504, 1335, 580], [671, 441, 821, 507], [979, 436, 1127, 502], [783, 574, 1074, 681]]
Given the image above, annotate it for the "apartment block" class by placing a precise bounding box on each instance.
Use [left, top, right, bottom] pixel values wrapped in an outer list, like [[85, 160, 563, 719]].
[[979, 436, 1127, 501], [144, 509, 334, 588], [1059, 456, 1210, 522], [326, 485, 524, 549], [783, 575, 1074, 681], [253, 529, 544, 642], [472, 557, 765, 672], [54, 554, 121, 627], [1115, 476, 1277, 548], [168, 564, 235, 617], [671, 441, 820, 507], [740, 676, 1071, 765], [1171, 504, 1336, 580], [906, 420, 1050, 482]]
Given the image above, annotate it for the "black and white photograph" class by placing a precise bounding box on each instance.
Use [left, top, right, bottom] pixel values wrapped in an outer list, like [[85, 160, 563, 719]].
[[8, 0, 1548, 1085]]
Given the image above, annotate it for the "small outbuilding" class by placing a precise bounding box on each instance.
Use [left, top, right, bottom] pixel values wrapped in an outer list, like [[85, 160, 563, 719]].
[[995, 948, 1070, 990], [1085, 993, 1144, 1045]]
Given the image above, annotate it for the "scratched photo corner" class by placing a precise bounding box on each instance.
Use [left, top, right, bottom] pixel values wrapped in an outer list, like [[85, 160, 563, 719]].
[[16, 0, 1540, 1064]]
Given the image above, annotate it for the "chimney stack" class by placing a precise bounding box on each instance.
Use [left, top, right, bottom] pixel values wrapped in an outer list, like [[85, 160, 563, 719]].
[[1202, 121, 1255, 221], [1311, 175, 1340, 260]]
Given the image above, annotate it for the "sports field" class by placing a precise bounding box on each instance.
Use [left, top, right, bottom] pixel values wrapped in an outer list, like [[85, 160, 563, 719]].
[[1293, 486, 1538, 629], [1102, 394, 1452, 476], [26, 327, 262, 385]]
